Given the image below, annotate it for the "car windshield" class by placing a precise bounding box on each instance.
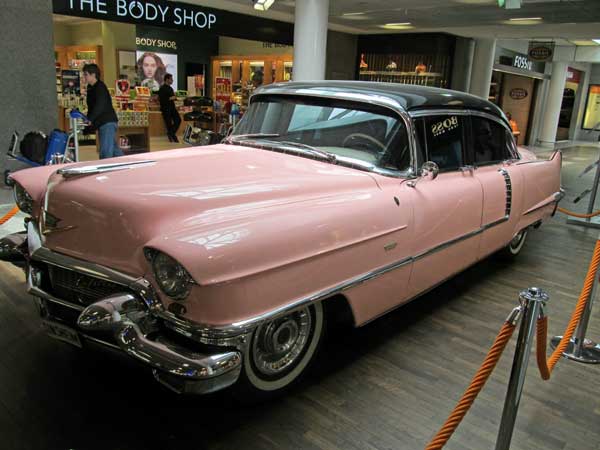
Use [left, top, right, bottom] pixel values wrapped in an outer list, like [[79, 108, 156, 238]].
[[230, 95, 411, 172]]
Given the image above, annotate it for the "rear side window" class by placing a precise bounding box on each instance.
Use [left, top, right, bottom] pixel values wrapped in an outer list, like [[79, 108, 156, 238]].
[[421, 115, 465, 171], [471, 116, 510, 165]]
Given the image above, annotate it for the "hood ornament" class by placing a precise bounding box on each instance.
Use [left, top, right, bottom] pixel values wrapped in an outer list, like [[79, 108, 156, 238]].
[[57, 160, 156, 179]]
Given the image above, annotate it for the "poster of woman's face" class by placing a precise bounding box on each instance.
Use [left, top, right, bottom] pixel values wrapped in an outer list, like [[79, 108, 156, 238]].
[[135, 51, 178, 92]]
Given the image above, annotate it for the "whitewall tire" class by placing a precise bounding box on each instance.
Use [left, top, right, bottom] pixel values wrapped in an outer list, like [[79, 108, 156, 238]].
[[500, 228, 528, 258], [239, 302, 325, 396]]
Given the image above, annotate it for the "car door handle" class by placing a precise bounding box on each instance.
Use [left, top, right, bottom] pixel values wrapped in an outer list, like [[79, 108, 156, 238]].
[[459, 165, 476, 173]]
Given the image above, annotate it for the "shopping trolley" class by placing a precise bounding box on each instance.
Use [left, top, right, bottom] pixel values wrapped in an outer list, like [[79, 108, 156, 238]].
[[3, 109, 88, 185]]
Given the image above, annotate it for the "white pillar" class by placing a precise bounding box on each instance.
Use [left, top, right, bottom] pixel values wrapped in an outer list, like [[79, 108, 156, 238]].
[[469, 38, 496, 99], [293, 0, 329, 81], [538, 62, 568, 146]]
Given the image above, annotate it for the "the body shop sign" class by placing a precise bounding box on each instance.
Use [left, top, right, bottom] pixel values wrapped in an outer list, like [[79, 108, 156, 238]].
[[54, 0, 217, 30]]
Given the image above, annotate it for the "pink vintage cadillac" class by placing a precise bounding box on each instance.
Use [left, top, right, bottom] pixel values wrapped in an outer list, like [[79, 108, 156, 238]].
[[1, 82, 562, 397]]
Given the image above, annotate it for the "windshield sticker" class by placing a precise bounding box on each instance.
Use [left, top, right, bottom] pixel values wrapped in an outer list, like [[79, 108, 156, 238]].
[[431, 116, 459, 137]]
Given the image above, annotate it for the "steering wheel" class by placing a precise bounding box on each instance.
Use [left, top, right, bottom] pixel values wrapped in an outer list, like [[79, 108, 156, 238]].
[[342, 133, 386, 153]]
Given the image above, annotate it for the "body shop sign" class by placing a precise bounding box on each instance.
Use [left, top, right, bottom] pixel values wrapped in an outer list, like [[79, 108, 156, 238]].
[[54, 0, 217, 30]]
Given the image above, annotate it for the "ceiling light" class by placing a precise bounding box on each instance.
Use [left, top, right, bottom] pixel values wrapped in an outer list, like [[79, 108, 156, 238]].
[[509, 17, 542, 21], [253, 0, 275, 11], [505, 17, 542, 25], [571, 40, 600, 46], [343, 12, 366, 16], [380, 22, 414, 30]]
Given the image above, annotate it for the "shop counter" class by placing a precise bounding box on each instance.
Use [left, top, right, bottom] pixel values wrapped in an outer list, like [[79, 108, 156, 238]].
[[96, 125, 150, 155], [148, 111, 189, 138]]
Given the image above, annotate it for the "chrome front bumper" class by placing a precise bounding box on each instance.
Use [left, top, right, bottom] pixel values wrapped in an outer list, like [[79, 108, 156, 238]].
[[1, 223, 243, 395]]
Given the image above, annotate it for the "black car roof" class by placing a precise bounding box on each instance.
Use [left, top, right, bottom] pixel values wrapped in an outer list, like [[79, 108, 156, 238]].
[[255, 81, 508, 125]]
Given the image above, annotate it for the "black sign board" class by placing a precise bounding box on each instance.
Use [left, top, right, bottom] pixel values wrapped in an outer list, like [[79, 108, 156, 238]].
[[53, 0, 294, 44]]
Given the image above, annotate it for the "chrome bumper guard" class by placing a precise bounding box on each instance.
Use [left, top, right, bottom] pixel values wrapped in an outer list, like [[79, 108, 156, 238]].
[[2, 223, 243, 395]]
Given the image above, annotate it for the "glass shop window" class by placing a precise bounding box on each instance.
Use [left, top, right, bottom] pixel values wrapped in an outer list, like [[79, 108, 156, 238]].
[[422, 115, 465, 171], [470, 116, 509, 165]]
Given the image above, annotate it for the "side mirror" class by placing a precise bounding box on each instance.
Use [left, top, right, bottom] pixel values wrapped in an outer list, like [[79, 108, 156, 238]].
[[407, 161, 439, 188], [420, 161, 439, 180]]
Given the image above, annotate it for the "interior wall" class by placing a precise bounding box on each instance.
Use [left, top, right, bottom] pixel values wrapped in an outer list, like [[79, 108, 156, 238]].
[[325, 31, 357, 80], [500, 74, 535, 146], [218, 36, 292, 56], [69, 22, 103, 46], [53, 22, 71, 46], [1, 0, 57, 175], [101, 21, 136, 89]]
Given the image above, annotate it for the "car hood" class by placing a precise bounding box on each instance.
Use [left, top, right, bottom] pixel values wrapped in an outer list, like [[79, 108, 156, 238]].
[[23, 144, 382, 281]]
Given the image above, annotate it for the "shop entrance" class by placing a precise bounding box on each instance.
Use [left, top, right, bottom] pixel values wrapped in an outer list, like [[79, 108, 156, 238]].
[[556, 67, 583, 141], [51, 11, 294, 161]]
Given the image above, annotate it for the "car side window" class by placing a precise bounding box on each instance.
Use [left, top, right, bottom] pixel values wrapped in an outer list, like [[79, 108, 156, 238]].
[[471, 116, 510, 165], [422, 115, 465, 171]]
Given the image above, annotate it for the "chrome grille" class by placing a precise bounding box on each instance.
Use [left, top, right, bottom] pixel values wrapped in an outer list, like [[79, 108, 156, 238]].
[[47, 264, 126, 306]]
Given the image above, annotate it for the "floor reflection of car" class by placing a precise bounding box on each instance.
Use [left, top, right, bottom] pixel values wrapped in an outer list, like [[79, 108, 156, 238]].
[[1, 81, 562, 398]]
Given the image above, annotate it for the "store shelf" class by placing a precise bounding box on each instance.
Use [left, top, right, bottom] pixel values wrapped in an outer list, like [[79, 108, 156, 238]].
[[359, 70, 443, 77]]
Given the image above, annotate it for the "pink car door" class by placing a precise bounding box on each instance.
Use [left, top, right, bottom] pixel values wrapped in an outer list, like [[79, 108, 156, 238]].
[[468, 115, 525, 258], [407, 114, 484, 298]]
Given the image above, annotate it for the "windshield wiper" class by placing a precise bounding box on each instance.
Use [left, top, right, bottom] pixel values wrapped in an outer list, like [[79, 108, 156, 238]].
[[224, 133, 280, 143], [276, 140, 337, 163]]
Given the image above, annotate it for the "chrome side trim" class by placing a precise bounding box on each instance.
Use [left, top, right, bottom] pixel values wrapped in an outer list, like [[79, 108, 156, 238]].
[[515, 150, 561, 165], [483, 216, 510, 231], [413, 228, 482, 261], [523, 192, 562, 216], [57, 160, 156, 178]]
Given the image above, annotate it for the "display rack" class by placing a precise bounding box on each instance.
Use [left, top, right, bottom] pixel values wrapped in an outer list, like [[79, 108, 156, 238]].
[[358, 53, 450, 88]]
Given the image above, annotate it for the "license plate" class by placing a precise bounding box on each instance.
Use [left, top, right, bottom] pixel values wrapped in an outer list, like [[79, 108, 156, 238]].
[[41, 319, 82, 348]]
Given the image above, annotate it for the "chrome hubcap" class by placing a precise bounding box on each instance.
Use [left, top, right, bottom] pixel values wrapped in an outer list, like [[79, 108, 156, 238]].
[[252, 307, 312, 376]]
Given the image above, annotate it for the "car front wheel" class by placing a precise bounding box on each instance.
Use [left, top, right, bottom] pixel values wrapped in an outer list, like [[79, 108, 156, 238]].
[[237, 302, 325, 398]]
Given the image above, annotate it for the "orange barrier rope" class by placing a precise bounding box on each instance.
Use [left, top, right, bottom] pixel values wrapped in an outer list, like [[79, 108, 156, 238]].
[[425, 320, 517, 450], [0, 206, 19, 225], [556, 207, 600, 218], [535, 238, 600, 379]]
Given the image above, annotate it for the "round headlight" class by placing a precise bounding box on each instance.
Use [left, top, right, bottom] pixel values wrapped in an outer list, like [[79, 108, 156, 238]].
[[13, 183, 33, 214], [151, 251, 193, 301]]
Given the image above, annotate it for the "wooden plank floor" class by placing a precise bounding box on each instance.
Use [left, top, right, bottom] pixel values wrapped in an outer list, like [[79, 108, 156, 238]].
[[1, 146, 600, 450]]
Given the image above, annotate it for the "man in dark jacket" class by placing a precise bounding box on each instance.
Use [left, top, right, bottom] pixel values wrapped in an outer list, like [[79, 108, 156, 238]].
[[82, 64, 123, 159], [158, 73, 181, 142]]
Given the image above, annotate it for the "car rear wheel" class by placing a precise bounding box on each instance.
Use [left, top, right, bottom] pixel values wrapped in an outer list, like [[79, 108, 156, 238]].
[[236, 302, 325, 399], [500, 228, 528, 258]]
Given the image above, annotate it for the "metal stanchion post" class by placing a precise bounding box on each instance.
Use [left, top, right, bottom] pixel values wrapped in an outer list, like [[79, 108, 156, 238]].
[[567, 128, 600, 228], [550, 273, 600, 363], [495, 287, 549, 450]]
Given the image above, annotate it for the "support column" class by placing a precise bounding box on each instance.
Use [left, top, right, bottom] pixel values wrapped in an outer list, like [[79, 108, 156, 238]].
[[1, 0, 57, 175], [293, 0, 330, 81], [469, 38, 496, 100], [451, 37, 475, 93], [538, 62, 568, 146]]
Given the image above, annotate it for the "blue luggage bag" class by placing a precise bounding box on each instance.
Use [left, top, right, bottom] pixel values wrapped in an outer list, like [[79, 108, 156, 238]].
[[45, 129, 69, 163]]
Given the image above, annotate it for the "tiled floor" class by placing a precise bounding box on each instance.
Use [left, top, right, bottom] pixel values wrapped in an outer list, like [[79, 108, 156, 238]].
[[0, 145, 599, 450]]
